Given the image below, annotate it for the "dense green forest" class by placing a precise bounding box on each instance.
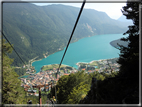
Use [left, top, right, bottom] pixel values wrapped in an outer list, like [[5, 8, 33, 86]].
[[2, 39, 26, 104], [3, 3, 128, 67], [50, 70, 118, 104], [2, 39, 49, 104], [14, 68, 27, 77]]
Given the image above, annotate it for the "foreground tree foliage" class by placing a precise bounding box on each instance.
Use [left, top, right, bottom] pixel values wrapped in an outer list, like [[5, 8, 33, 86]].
[[117, 1, 139, 82], [2, 39, 26, 104], [50, 71, 91, 104], [50, 71, 111, 104], [117, 1, 139, 103]]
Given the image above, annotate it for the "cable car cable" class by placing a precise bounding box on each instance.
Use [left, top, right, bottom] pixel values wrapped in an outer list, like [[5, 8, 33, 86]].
[[57, 0, 86, 72], [2, 32, 27, 65], [55, 0, 86, 104]]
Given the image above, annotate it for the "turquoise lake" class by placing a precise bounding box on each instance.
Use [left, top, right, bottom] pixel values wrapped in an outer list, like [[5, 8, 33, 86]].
[[32, 33, 128, 73]]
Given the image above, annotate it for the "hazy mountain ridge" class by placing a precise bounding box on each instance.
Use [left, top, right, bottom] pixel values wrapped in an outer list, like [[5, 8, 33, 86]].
[[117, 15, 133, 26], [3, 3, 128, 66]]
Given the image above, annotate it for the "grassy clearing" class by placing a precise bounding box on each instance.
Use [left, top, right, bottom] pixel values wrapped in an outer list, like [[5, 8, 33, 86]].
[[42, 64, 72, 71], [90, 61, 98, 66]]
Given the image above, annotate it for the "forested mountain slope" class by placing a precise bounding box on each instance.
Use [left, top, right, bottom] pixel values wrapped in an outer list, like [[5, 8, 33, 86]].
[[3, 3, 128, 66]]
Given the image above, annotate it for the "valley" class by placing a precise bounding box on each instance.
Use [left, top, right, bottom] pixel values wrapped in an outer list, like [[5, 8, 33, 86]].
[[3, 3, 129, 67], [2, 1, 139, 105]]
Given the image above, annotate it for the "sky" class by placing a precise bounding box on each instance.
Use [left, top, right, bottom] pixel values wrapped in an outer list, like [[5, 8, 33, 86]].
[[0, 0, 127, 20]]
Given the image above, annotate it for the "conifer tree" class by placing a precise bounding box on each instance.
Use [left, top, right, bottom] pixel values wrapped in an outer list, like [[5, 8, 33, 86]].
[[116, 1, 140, 103], [2, 39, 26, 104], [117, 1, 140, 81]]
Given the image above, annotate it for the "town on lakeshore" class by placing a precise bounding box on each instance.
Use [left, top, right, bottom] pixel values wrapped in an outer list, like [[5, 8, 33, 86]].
[[20, 58, 120, 96]]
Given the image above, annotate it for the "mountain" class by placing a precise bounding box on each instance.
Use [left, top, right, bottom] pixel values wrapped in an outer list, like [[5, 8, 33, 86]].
[[117, 15, 133, 26], [3, 3, 128, 66]]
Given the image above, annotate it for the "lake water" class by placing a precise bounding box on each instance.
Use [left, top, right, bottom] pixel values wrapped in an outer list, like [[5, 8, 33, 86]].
[[32, 33, 128, 73]]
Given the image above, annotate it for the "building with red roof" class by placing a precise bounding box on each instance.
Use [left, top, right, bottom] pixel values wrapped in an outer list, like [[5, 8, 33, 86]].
[[82, 68, 86, 71], [64, 73, 69, 75]]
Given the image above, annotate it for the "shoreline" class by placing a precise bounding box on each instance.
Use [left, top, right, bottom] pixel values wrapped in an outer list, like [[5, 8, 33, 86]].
[[41, 64, 76, 71], [30, 49, 65, 67], [30, 34, 120, 67], [19, 57, 119, 78], [30, 34, 94, 67], [21, 33, 124, 78], [39, 57, 119, 72], [35, 57, 119, 71], [30, 57, 42, 66], [76, 57, 119, 66]]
